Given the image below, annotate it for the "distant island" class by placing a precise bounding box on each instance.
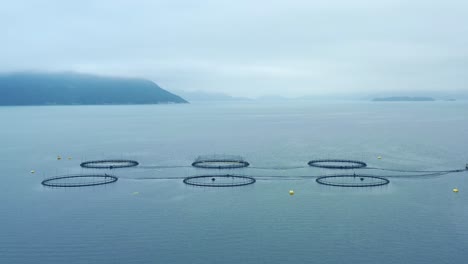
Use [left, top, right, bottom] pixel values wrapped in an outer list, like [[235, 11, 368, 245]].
[[372, 96, 435, 102], [172, 89, 251, 102], [0, 72, 188, 106]]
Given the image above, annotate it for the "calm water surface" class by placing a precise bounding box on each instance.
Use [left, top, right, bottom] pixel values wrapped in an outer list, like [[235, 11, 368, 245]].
[[1, 101, 467, 264]]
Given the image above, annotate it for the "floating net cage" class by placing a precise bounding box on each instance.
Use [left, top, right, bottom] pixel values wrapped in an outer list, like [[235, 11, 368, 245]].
[[191, 155, 250, 169], [308, 159, 367, 169], [316, 174, 389, 187], [183, 174, 256, 187], [80, 159, 139, 169], [41, 174, 118, 187]]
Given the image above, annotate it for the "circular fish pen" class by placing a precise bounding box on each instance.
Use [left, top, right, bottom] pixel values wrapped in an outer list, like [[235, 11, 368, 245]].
[[183, 174, 256, 187], [191, 155, 250, 169], [80, 159, 139, 169], [41, 174, 118, 187], [308, 159, 367, 169], [316, 174, 389, 187]]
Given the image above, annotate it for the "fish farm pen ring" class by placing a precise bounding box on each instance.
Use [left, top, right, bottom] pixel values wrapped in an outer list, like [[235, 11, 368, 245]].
[[191, 155, 250, 169], [41, 174, 118, 187], [308, 159, 367, 169], [183, 174, 256, 187], [80, 159, 139, 169], [316, 175, 389, 187]]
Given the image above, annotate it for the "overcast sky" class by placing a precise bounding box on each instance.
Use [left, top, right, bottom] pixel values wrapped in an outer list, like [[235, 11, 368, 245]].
[[1, 0, 467, 97]]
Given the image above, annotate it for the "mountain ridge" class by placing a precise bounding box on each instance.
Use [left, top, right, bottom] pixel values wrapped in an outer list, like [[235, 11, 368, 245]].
[[0, 72, 188, 105]]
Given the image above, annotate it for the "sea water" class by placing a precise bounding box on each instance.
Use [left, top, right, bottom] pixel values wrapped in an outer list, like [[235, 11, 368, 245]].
[[0, 101, 467, 264]]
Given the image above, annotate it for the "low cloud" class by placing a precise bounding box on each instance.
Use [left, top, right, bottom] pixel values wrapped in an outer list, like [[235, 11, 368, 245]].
[[1, 0, 467, 97]]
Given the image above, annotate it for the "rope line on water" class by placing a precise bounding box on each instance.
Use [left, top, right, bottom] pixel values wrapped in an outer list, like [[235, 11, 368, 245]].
[[117, 170, 460, 181], [365, 167, 466, 173], [138, 165, 192, 169], [88, 160, 467, 183]]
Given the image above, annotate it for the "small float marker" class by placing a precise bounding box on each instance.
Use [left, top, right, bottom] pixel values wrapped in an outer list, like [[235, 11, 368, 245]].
[[57, 156, 62, 160], [30, 170, 35, 174], [289, 190, 295, 195], [133, 192, 140, 195], [377, 156, 382, 160], [453, 188, 459, 193], [67, 157, 72, 160]]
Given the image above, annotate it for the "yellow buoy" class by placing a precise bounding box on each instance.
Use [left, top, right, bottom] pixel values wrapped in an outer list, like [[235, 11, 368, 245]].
[[30, 170, 35, 174], [453, 188, 459, 193], [57, 156, 62, 160], [289, 190, 295, 195], [67, 157, 72, 160], [377, 156, 382, 160]]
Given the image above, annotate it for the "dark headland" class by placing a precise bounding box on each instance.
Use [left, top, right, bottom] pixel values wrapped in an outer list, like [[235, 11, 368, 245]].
[[372, 96, 435, 102], [0, 72, 188, 106]]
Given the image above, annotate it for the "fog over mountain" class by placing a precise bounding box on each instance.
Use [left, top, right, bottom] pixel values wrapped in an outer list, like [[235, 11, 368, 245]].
[[1, 0, 468, 98], [172, 90, 251, 102]]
